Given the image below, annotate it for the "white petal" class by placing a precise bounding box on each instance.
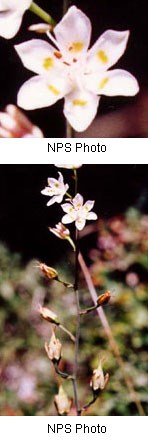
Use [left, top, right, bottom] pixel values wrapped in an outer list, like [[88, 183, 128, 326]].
[[64, 89, 100, 132], [47, 177, 59, 187], [0, 11, 22, 38], [83, 200, 95, 212], [0, 0, 31, 12], [0, 0, 31, 38], [54, 6, 91, 58], [17, 73, 71, 110], [62, 214, 76, 224], [15, 39, 58, 75], [75, 218, 86, 231], [47, 196, 59, 206], [86, 212, 98, 220], [61, 203, 74, 214], [58, 171, 64, 184], [73, 193, 83, 209], [97, 69, 139, 96], [85, 69, 139, 97], [87, 30, 129, 71]]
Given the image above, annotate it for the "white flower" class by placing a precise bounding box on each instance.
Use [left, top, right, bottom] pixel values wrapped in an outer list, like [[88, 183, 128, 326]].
[[15, 6, 139, 132], [41, 172, 69, 206], [0, 0, 31, 39], [55, 164, 82, 169], [61, 193, 97, 231]]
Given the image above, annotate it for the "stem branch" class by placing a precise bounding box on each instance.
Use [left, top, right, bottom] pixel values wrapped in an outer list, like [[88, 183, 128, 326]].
[[78, 252, 145, 416]]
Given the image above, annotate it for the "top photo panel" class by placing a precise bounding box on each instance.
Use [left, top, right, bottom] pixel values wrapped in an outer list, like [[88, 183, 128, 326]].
[[0, 0, 146, 138]]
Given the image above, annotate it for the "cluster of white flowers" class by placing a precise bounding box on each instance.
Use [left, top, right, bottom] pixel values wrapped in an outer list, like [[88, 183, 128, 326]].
[[0, 3, 139, 132], [41, 165, 98, 231]]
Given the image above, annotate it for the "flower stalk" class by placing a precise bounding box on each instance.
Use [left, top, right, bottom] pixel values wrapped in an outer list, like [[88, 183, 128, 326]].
[[30, 2, 55, 26]]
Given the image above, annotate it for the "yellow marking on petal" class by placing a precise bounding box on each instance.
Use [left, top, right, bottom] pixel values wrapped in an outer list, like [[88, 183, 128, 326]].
[[99, 77, 109, 89], [48, 84, 60, 95], [68, 41, 84, 53], [43, 57, 54, 70], [72, 100, 87, 106], [97, 50, 108, 64]]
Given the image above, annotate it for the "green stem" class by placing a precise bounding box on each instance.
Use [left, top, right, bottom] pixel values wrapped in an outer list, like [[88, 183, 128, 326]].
[[30, 2, 55, 26]]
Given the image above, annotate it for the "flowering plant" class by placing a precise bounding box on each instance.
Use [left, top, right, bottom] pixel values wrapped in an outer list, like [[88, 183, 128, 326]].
[[0, 2, 139, 133]]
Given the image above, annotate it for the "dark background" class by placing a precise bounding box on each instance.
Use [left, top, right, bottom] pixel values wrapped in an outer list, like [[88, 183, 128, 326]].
[[0, 164, 147, 263], [0, 0, 147, 136]]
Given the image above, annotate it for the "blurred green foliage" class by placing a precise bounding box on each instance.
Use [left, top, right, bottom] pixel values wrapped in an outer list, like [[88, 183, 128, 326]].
[[0, 208, 147, 416]]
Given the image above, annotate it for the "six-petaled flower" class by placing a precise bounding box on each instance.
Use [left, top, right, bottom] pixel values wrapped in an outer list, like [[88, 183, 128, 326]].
[[41, 172, 69, 206], [15, 6, 139, 131], [61, 193, 98, 231]]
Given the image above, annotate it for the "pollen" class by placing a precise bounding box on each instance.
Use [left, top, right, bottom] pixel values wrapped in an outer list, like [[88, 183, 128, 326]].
[[68, 41, 84, 52], [99, 77, 108, 89], [72, 99, 87, 106], [48, 84, 60, 95], [43, 57, 54, 70], [97, 50, 108, 63]]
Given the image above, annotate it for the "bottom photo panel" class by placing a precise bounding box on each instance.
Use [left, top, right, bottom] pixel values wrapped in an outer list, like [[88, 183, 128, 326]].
[[0, 164, 147, 417]]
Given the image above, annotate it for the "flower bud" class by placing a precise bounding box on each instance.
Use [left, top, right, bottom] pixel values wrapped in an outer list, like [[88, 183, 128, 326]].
[[0, 105, 43, 138], [97, 291, 111, 306], [90, 360, 109, 392], [54, 385, 72, 415], [28, 23, 52, 33], [49, 223, 70, 240], [45, 331, 62, 363], [39, 263, 58, 280], [38, 305, 60, 325]]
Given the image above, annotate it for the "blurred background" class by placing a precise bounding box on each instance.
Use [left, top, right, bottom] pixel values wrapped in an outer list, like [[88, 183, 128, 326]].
[[0, 164, 148, 415], [0, 0, 147, 137]]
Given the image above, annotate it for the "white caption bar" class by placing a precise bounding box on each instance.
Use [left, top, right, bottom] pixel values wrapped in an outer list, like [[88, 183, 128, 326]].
[[0, 416, 147, 442], [0, 138, 147, 164]]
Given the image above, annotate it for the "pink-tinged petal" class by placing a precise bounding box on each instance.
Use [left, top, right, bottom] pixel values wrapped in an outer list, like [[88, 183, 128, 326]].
[[73, 193, 84, 209], [61, 203, 74, 213], [17, 73, 71, 110], [87, 30, 129, 71], [75, 218, 86, 231], [64, 89, 100, 132], [86, 212, 98, 220], [48, 177, 59, 187], [15, 40, 57, 75], [83, 200, 95, 211], [58, 172, 64, 184], [62, 214, 76, 224], [54, 6, 91, 57]]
